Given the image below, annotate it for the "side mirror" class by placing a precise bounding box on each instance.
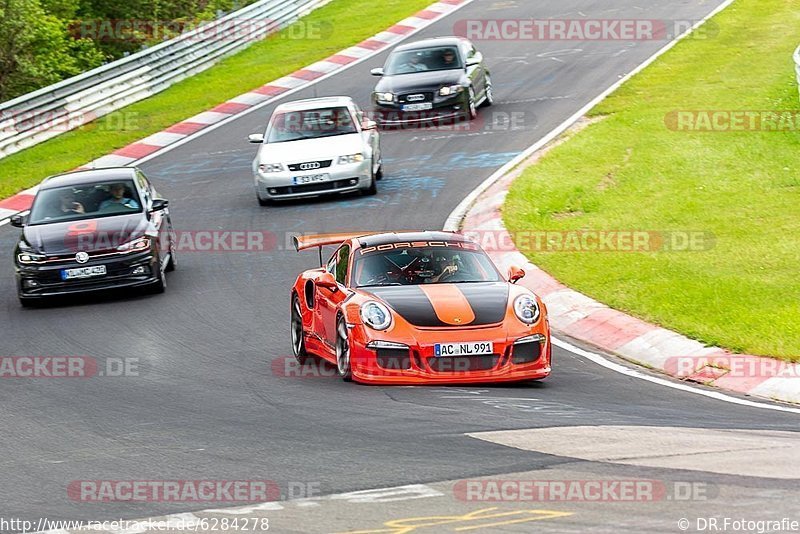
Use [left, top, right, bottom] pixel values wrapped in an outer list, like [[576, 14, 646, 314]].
[[362, 119, 377, 130], [316, 272, 338, 291], [508, 265, 525, 284], [10, 214, 25, 228], [370, 67, 384, 77], [248, 133, 265, 144], [150, 199, 169, 212]]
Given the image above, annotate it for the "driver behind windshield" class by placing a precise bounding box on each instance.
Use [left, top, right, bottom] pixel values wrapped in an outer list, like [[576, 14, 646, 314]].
[[99, 183, 139, 210]]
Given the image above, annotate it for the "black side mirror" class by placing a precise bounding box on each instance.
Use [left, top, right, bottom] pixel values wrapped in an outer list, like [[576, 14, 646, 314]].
[[150, 199, 169, 212], [10, 214, 25, 228]]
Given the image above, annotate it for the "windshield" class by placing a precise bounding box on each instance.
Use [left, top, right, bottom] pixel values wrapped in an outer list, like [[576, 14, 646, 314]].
[[28, 180, 142, 225], [266, 106, 358, 143], [384, 46, 462, 75], [353, 241, 502, 287]]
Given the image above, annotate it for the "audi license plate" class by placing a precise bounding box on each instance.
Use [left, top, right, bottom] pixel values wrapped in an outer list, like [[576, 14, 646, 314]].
[[293, 174, 329, 185], [402, 103, 433, 112], [61, 265, 107, 280], [434, 341, 494, 357]]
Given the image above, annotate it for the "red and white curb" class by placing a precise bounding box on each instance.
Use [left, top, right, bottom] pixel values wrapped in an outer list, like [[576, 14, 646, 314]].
[[455, 125, 800, 406], [0, 0, 473, 223]]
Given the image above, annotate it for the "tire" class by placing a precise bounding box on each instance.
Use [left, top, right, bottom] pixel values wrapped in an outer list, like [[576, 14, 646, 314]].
[[335, 316, 352, 382], [257, 194, 271, 207], [165, 233, 177, 272], [148, 261, 167, 294], [465, 87, 478, 121], [483, 75, 494, 107], [361, 167, 377, 196], [291, 295, 310, 365], [375, 163, 383, 181]]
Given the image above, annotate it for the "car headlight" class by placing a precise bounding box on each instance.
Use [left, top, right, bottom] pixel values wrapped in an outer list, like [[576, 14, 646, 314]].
[[376, 92, 395, 102], [17, 252, 46, 264], [513, 294, 540, 325], [258, 163, 284, 173], [338, 153, 365, 165], [360, 301, 392, 331], [117, 236, 151, 253], [439, 85, 464, 97]]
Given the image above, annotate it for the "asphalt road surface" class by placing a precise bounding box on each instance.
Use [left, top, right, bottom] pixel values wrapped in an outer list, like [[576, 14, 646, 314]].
[[1, 0, 797, 532]]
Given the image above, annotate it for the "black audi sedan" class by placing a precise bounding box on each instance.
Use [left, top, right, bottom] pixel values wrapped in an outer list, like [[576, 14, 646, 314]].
[[10, 167, 176, 306], [370, 36, 492, 126]]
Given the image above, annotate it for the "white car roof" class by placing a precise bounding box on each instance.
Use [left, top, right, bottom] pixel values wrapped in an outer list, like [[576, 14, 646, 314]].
[[273, 96, 355, 113]]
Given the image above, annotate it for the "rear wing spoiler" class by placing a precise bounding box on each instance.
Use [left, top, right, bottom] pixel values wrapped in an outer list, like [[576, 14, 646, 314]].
[[292, 232, 370, 265]]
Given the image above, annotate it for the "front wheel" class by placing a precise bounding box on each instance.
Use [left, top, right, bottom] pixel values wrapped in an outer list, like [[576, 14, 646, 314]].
[[361, 167, 377, 196], [291, 295, 310, 365], [335, 317, 352, 381], [464, 87, 478, 121]]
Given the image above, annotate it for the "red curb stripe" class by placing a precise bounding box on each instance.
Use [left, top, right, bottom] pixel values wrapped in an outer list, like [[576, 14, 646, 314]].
[[327, 54, 358, 65], [518, 268, 566, 297], [387, 24, 416, 34], [415, 10, 440, 19], [164, 122, 206, 135], [211, 102, 250, 114], [0, 194, 35, 211], [291, 69, 326, 81], [253, 84, 287, 96], [358, 39, 388, 51], [563, 308, 655, 351], [440, 0, 465, 4], [112, 143, 162, 159]]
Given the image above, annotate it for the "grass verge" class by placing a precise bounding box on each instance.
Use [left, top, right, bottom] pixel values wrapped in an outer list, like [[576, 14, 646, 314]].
[[0, 0, 434, 199], [503, 0, 800, 360]]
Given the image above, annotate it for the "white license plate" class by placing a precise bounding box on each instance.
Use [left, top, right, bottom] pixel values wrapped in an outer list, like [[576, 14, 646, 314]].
[[434, 341, 494, 357], [293, 173, 329, 185], [61, 265, 106, 280], [402, 103, 433, 112]]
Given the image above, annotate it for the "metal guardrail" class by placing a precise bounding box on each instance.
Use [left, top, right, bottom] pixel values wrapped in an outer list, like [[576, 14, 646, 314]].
[[0, 0, 328, 159], [795, 45, 800, 103]]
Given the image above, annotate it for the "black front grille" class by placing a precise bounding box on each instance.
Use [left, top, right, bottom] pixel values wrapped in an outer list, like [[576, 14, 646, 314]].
[[376, 348, 411, 371], [428, 355, 499, 373], [511, 342, 543, 365], [287, 160, 333, 172], [398, 92, 434, 104], [271, 179, 355, 196]]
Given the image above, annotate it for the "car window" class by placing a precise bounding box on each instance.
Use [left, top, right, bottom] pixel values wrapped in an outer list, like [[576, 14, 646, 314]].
[[267, 107, 358, 143], [28, 180, 143, 225], [384, 46, 463, 75], [335, 245, 350, 285], [326, 252, 336, 275]]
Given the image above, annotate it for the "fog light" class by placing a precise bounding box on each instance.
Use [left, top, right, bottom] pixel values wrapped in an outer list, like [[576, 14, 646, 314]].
[[23, 280, 38, 288], [349, 179, 358, 185], [132, 266, 146, 275]]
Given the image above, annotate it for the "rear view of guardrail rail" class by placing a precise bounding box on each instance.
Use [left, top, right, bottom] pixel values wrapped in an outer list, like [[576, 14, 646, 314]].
[[0, 0, 328, 160], [795, 45, 800, 103]]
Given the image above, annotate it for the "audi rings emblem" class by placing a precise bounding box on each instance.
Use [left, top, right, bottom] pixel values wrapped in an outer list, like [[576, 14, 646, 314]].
[[406, 94, 425, 102], [299, 162, 321, 170]]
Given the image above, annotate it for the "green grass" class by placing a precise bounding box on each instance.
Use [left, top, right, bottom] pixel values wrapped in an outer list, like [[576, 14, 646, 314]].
[[0, 0, 433, 198], [503, 0, 800, 360]]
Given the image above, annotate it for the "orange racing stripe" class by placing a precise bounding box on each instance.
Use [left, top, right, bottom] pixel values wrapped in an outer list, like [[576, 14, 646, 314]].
[[418, 285, 476, 326]]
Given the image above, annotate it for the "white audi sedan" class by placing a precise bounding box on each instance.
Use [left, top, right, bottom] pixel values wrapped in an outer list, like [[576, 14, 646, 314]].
[[249, 96, 382, 205]]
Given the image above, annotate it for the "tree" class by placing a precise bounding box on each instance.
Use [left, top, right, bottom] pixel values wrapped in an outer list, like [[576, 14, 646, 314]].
[[0, 0, 103, 101]]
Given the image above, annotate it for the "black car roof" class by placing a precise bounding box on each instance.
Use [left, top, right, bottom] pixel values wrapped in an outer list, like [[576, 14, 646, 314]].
[[392, 36, 465, 53], [39, 167, 136, 190], [357, 231, 471, 248]]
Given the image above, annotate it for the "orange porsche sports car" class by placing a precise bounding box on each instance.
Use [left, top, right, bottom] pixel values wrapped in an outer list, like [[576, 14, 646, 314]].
[[290, 231, 551, 384]]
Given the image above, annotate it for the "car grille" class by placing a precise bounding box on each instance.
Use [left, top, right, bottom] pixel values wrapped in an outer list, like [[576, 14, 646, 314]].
[[511, 342, 543, 365], [271, 179, 355, 196], [376, 348, 411, 371], [427, 355, 500, 373], [398, 92, 434, 104], [287, 160, 333, 172]]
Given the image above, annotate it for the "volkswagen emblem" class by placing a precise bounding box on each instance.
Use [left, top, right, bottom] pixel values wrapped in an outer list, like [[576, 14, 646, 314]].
[[75, 251, 89, 264], [406, 94, 425, 102], [299, 161, 321, 170]]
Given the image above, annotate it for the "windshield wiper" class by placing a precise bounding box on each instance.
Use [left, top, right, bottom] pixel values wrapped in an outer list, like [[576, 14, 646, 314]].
[[358, 282, 404, 287]]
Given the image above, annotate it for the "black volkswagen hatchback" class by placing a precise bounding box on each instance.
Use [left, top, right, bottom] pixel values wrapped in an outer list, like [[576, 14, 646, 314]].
[[371, 36, 492, 126], [10, 167, 176, 306]]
